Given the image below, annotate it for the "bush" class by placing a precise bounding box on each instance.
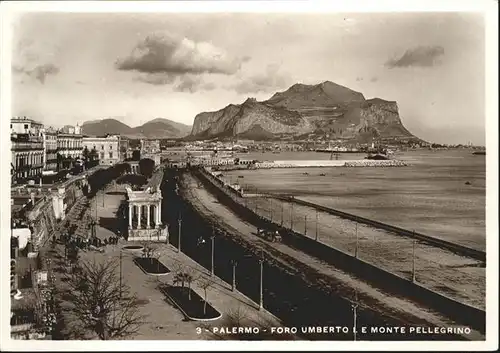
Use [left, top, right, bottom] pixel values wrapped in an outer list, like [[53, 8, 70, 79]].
[[116, 174, 147, 187], [87, 163, 131, 197], [139, 158, 155, 179]]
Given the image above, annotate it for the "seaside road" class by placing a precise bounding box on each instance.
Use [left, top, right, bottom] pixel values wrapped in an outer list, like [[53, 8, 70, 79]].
[[182, 173, 484, 340]]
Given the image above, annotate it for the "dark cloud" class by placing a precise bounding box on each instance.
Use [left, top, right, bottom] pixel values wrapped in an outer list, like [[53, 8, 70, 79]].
[[13, 63, 60, 84], [116, 32, 245, 76], [134, 71, 215, 92], [386, 45, 445, 68], [230, 64, 292, 94], [135, 73, 177, 86], [172, 75, 216, 93]]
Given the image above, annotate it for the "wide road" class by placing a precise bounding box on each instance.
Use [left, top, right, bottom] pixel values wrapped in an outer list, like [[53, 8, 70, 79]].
[[181, 173, 484, 340]]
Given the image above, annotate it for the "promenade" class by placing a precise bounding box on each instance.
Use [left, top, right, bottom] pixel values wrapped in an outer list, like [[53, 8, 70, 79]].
[[49, 182, 283, 340]]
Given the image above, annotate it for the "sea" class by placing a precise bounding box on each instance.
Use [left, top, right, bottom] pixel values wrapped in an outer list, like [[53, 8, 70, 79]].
[[228, 149, 486, 251]]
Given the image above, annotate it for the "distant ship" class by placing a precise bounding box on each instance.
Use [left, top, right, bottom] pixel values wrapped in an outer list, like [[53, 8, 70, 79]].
[[472, 151, 486, 155], [365, 153, 390, 160]]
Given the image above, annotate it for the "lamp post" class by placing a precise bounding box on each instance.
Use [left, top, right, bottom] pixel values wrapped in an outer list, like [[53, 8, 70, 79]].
[[259, 253, 264, 311], [412, 236, 416, 283], [352, 289, 358, 341], [119, 249, 123, 299], [177, 213, 182, 253], [231, 260, 237, 292], [210, 233, 215, 277], [315, 210, 319, 241], [280, 202, 284, 227], [355, 222, 359, 259]]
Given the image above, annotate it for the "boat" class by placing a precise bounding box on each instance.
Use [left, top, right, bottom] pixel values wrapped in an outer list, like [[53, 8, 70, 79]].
[[472, 151, 486, 155], [365, 153, 390, 160]]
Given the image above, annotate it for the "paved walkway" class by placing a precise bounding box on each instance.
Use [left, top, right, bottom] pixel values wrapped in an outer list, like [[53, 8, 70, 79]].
[[76, 183, 283, 340]]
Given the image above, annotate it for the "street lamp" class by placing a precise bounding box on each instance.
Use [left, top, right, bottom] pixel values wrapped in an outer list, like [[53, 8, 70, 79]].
[[177, 213, 182, 254], [259, 251, 264, 311], [230, 259, 237, 292], [210, 233, 215, 277]]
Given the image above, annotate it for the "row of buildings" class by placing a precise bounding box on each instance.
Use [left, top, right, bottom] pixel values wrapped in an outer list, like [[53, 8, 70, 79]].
[[10, 117, 123, 185]]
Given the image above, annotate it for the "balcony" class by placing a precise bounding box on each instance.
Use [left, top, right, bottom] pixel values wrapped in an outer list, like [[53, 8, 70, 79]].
[[11, 142, 44, 151], [57, 147, 82, 151]]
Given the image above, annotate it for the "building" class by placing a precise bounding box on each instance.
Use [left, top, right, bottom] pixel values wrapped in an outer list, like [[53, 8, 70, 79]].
[[119, 138, 130, 160], [82, 135, 121, 165], [10, 116, 43, 135], [140, 139, 160, 155], [41, 128, 58, 173], [60, 123, 82, 135], [140, 139, 161, 165], [57, 127, 83, 170], [11, 117, 45, 184]]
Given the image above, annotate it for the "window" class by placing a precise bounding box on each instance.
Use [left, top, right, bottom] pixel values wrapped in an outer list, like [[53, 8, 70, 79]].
[[100, 152, 104, 159], [93, 145, 96, 150], [10, 124, 12, 129], [101, 145, 104, 150], [110, 145, 112, 150], [24, 124, 29, 129], [109, 152, 113, 159]]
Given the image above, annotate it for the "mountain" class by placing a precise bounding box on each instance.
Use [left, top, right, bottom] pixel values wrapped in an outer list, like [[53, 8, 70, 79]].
[[130, 118, 192, 138], [81, 119, 133, 136], [81, 118, 191, 139], [190, 81, 418, 142]]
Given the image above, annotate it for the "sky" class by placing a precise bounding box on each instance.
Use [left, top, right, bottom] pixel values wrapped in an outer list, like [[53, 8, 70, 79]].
[[11, 11, 485, 145]]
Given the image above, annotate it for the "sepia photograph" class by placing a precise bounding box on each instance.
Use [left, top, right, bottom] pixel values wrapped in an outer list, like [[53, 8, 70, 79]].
[[1, 0, 498, 351]]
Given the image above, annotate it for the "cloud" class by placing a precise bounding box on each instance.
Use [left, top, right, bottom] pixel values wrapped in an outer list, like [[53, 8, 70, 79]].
[[385, 45, 445, 68], [13, 39, 60, 84], [230, 63, 292, 94], [173, 75, 216, 93], [116, 32, 245, 76], [135, 73, 177, 86]]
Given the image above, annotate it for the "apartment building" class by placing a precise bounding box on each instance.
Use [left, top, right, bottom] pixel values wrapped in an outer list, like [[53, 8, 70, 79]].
[[82, 135, 121, 165]]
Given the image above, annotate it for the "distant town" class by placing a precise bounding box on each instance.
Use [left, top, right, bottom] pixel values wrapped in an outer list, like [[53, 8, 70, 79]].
[[11, 115, 485, 187]]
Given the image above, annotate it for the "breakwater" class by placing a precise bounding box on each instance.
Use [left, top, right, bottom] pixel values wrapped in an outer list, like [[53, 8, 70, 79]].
[[278, 196, 485, 262], [212, 159, 409, 171], [162, 168, 466, 340], [194, 167, 485, 335]]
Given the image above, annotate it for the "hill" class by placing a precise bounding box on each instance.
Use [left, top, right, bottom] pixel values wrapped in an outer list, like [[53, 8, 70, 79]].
[[190, 81, 418, 142], [81, 118, 191, 139]]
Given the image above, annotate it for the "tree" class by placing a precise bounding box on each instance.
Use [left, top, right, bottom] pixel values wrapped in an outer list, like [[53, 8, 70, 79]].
[[82, 146, 90, 167], [197, 277, 214, 315], [140, 242, 158, 266], [65, 259, 145, 340], [139, 158, 155, 179], [116, 174, 147, 188], [132, 150, 141, 161]]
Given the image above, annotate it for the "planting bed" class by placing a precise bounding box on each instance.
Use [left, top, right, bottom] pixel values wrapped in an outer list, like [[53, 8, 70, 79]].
[[134, 257, 170, 275], [163, 285, 221, 321], [123, 245, 144, 251]]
